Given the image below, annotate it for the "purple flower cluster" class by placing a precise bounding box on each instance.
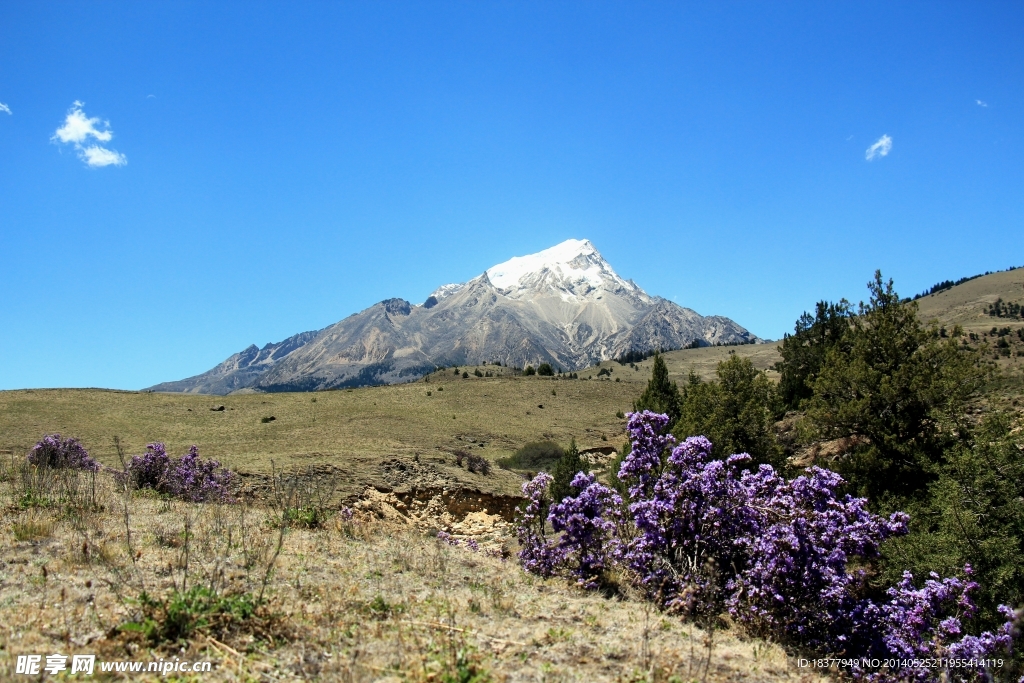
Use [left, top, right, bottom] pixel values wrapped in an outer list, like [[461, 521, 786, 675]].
[[28, 434, 100, 472], [436, 530, 461, 546], [118, 443, 234, 502], [435, 531, 480, 552], [851, 570, 1018, 682], [516, 471, 622, 588], [549, 472, 622, 588], [515, 472, 558, 576], [515, 411, 1019, 680]]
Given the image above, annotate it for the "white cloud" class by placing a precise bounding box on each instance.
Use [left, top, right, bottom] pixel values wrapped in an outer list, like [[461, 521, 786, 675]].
[[0, 102, 10, 115], [80, 145, 127, 167], [53, 102, 113, 144], [51, 101, 126, 168], [976, 99, 988, 107], [865, 134, 892, 161]]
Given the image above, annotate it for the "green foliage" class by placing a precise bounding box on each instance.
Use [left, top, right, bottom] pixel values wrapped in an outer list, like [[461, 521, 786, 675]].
[[536, 363, 554, 376], [121, 585, 258, 645], [632, 353, 681, 428], [474, 369, 483, 377], [672, 355, 784, 468], [366, 593, 404, 619], [881, 412, 1024, 631], [283, 505, 330, 529], [803, 271, 986, 504], [774, 299, 852, 409], [495, 441, 563, 471], [523, 366, 536, 376], [550, 438, 585, 504]]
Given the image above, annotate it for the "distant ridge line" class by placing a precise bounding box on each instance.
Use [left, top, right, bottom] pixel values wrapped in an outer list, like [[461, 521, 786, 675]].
[[911, 264, 1023, 301]]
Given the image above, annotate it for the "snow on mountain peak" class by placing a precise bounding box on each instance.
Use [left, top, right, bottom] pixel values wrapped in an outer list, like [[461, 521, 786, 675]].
[[485, 238, 642, 300], [428, 282, 465, 301]]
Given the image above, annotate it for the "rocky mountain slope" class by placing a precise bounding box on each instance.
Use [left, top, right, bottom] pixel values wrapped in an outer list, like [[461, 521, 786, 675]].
[[149, 239, 759, 394]]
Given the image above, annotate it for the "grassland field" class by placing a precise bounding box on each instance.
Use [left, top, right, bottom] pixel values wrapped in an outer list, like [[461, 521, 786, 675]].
[[0, 345, 780, 497]]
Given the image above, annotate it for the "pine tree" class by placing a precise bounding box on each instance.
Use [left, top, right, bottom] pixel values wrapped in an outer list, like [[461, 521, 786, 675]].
[[633, 353, 681, 429], [774, 299, 852, 410], [550, 438, 586, 504], [805, 271, 986, 503]]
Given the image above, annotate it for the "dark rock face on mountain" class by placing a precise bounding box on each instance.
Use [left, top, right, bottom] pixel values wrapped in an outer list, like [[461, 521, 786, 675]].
[[148, 239, 760, 394]]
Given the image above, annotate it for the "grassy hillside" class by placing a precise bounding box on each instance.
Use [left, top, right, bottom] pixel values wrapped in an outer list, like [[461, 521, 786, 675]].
[[0, 345, 782, 487], [914, 269, 1024, 403], [916, 266, 1024, 332], [0, 373, 640, 497]]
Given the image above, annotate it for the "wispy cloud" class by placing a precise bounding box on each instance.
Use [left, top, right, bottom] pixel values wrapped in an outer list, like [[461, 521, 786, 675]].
[[865, 134, 892, 161], [0, 102, 10, 115], [51, 101, 127, 167], [976, 99, 988, 108]]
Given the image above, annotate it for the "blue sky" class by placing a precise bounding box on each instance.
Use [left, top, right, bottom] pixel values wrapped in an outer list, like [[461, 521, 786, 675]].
[[1, 2, 1021, 390]]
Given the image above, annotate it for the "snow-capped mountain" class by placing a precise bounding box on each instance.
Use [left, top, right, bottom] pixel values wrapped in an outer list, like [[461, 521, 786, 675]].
[[485, 238, 644, 301], [148, 239, 760, 394]]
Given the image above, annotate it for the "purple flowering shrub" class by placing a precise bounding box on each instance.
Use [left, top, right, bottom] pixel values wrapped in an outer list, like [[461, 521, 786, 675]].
[[726, 465, 909, 652], [548, 472, 622, 588], [119, 443, 234, 502], [515, 472, 559, 576], [28, 434, 100, 472], [515, 411, 1019, 680], [435, 531, 481, 552], [515, 471, 622, 588], [120, 443, 172, 491], [851, 570, 1019, 681]]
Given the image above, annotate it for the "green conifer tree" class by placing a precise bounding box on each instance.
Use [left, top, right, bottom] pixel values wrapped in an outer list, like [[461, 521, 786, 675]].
[[550, 438, 586, 504], [632, 353, 682, 429]]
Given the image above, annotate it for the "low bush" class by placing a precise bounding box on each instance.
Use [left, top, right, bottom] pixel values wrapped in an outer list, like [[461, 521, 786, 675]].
[[549, 438, 585, 505], [28, 434, 100, 472], [495, 441, 563, 471], [117, 443, 234, 502], [121, 585, 259, 645], [454, 450, 491, 475]]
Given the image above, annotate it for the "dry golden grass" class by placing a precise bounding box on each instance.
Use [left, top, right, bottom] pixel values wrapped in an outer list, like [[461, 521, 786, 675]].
[[0, 345, 781, 497], [0, 372, 645, 497], [0, 344, 782, 499], [916, 267, 1024, 333], [0, 463, 825, 682]]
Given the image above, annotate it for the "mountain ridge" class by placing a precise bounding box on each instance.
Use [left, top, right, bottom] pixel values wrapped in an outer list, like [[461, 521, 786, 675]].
[[148, 239, 761, 394]]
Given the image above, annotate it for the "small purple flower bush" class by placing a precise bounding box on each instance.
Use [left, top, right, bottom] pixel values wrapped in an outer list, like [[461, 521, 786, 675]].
[[28, 434, 100, 472], [515, 411, 1019, 682], [118, 443, 234, 502], [436, 531, 481, 552], [437, 530, 461, 547]]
